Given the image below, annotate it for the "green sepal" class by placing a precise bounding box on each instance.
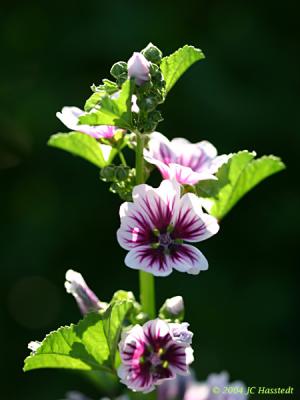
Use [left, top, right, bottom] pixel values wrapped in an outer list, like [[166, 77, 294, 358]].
[[195, 151, 286, 220]]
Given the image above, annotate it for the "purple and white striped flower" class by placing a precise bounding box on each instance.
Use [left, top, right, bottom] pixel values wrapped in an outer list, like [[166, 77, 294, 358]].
[[118, 318, 194, 393], [117, 179, 219, 276], [144, 132, 229, 185], [56, 107, 118, 139]]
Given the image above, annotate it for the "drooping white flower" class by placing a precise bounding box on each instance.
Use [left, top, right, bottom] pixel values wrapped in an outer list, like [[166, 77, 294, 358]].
[[144, 132, 229, 185], [56, 107, 118, 139], [117, 179, 219, 276], [118, 318, 194, 393], [65, 269, 107, 315]]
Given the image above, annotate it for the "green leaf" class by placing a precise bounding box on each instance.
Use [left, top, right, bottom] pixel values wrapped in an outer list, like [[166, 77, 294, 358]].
[[48, 132, 107, 168], [103, 300, 133, 368], [161, 45, 205, 93], [24, 300, 133, 374], [84, 91, 106, 112], [79, 79, 134, 130], [24, 312, 110, 372], [196, 151, 286, 220]]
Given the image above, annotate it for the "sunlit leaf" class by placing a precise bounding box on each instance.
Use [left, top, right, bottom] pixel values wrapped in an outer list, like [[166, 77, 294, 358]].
[[24, 300, 133, 374], [161, 45, 205, 93], [48, 132, 107, 168], [79, 79, 134, 130], [103, 300, 133, 368], [24, 312, 110, 372], [196, 151, 286, 220]]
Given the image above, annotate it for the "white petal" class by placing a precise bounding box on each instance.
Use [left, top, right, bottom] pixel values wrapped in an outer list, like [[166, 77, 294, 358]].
[[172, 193, 219, 242], [117, 364, 155, 393], [185, 347, 194, 365], [206, 153, 230, 174], [117, 201, 152, 250], [56, 106, 84, 131], [124, 247, 173, 277], [147, 132, 176, 164], [170, 137, 192, 146], [118, 180, 181, 253], [196, 140, 218, 159], [133, 180, 180, 230], [144, 151, 172, 180], [172, 244, 209, 275], [168, 163, 216, 185], [143, 318, 170, 340]]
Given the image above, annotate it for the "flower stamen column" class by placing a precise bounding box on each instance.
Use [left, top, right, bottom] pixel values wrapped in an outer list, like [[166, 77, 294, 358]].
[[135, 131, 156, 319]]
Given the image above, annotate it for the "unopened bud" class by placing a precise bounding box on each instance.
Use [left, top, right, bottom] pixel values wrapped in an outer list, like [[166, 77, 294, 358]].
[[159, 296, 184, 321], [114, 166, 130, 181], [143, 110, 163, 132], [65, 269, 106, 315], [110, 61, 128, 79], [137, 96, 157, 112], [128, 52, 150, 86], [134, 312, 149, 324], [142, 43, 163, 64], [100, 165, 116, 181]]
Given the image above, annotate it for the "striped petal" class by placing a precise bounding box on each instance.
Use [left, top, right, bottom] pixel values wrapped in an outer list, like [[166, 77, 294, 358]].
[[124, 246, 174, 277], [56, 106, 117, 139], [170, 244, 209, 275], [172, 193, 219, 243]]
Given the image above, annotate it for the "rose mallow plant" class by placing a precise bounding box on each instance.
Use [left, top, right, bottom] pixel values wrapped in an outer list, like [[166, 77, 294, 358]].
[[23, 43, 285, 400]]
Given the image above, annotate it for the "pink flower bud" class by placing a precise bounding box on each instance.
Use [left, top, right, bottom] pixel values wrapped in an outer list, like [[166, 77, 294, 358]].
[[65, 269, 107, 315], [127, 52, 150, 86], [165, 296, 184, 316]]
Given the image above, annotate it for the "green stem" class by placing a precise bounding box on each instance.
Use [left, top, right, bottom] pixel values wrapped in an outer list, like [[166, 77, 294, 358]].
[[135, 132, 156, 319], [118, 150, 127, 166]]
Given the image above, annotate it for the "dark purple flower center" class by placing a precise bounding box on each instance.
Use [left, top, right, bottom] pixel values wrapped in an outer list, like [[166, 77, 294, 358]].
[[140, 346, 168, 375], [151, 225, 183, 254], [148, 352, 163, 367], [159, 232, 172, 247]]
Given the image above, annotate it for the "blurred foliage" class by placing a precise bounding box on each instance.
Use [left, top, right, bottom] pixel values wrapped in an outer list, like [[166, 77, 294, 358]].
[[0, 0, 299, 399]]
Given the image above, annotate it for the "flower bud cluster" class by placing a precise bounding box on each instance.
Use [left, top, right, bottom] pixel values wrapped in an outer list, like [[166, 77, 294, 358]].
[[133, 44, 165, 132], [109, 43, 165, 132], [100, 165, 136, 201]]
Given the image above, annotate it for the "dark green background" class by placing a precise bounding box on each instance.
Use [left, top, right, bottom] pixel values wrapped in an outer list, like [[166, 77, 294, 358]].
[[1, 1, 299, 399]]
